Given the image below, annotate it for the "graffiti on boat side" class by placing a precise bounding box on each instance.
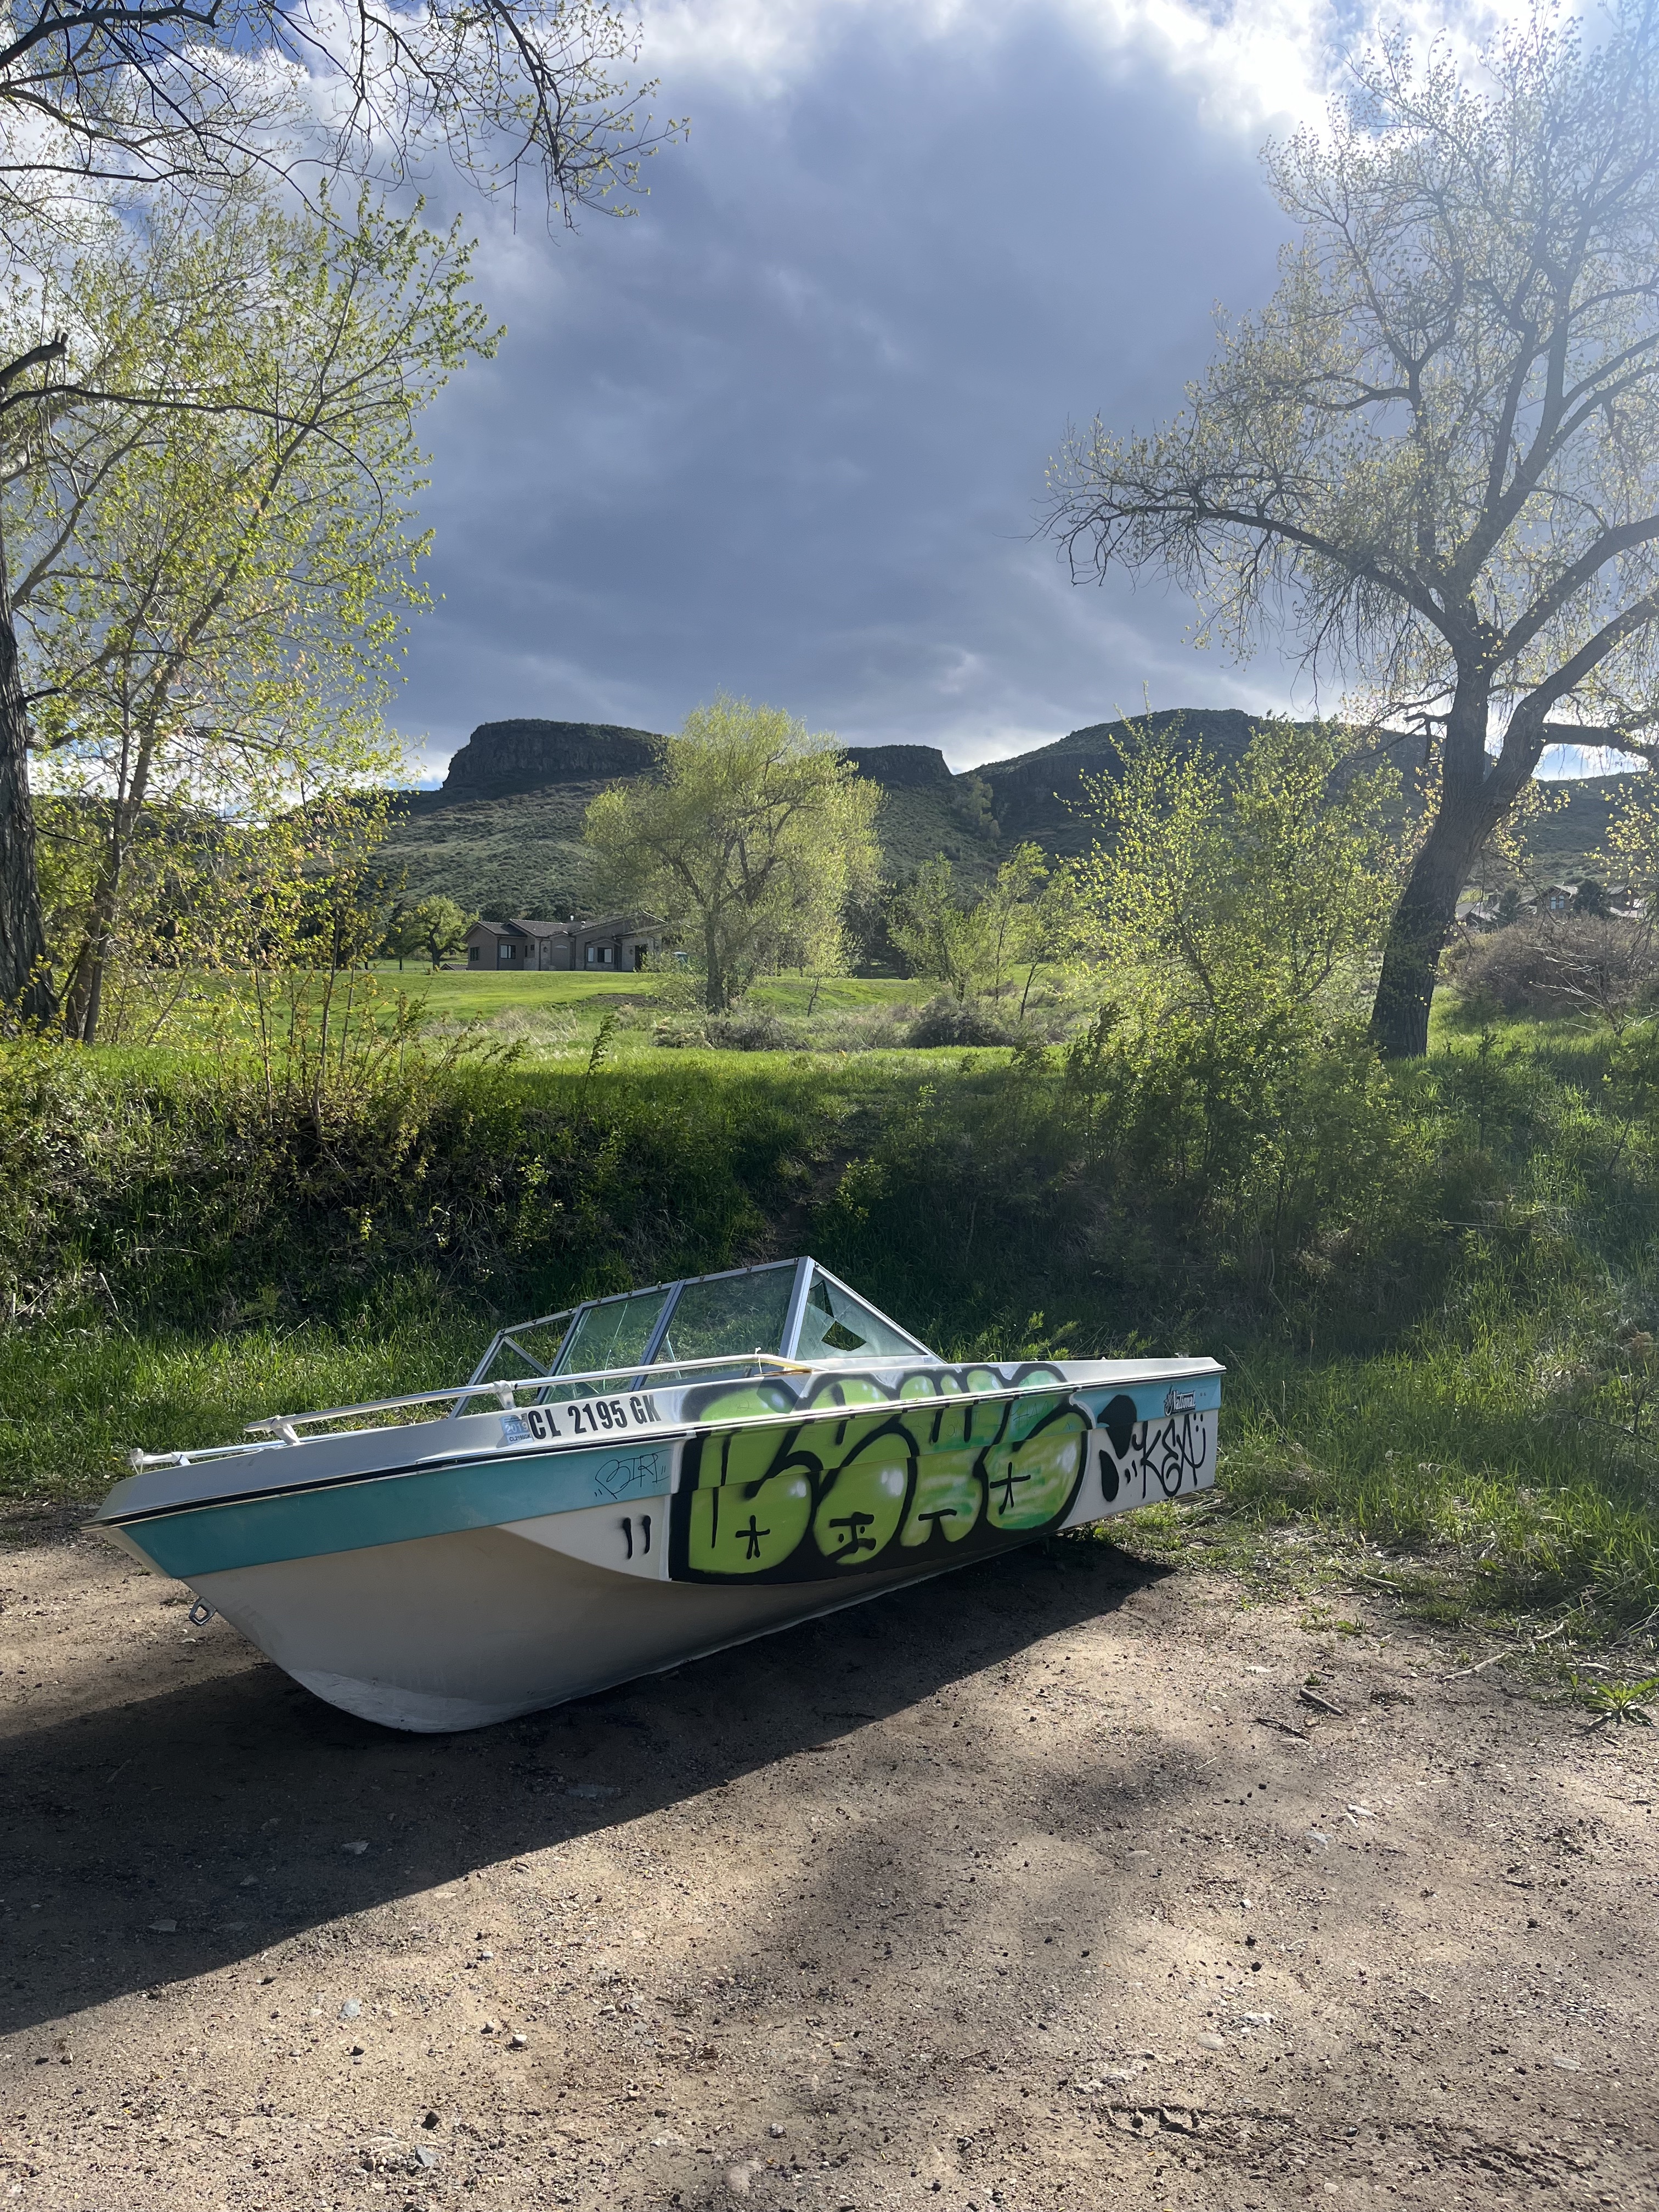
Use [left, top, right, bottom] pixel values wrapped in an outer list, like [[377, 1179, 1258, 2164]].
[[667, 1362, 1214, 1584]]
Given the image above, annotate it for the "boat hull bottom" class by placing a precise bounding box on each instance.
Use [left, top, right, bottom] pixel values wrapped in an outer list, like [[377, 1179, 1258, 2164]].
[[192, 1521, 953, 1733]]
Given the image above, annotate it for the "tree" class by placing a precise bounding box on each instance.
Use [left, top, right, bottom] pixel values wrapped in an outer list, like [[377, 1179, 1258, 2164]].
[[583, 693, 881, 1013], [0, 0, 669, 1026], [0, 0, 661, 227], [1046, 3, 1659, 1056], [889, 844, 1067, 1014], [1073, 716, 1401, 1029], [888, 856, 987, 1002], [16, 184, 490, 1041], [408, 894, 474, 969]]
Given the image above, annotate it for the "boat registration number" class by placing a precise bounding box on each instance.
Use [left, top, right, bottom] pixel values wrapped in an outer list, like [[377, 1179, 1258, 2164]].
[[509, 1394, 663, 1443]]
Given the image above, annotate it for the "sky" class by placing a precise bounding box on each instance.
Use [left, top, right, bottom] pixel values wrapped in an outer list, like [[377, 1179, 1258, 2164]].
[[394, 0, 1528, 780]]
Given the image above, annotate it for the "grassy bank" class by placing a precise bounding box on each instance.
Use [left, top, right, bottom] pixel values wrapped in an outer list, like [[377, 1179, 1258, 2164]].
[[2, 1023, 1656, 1660]]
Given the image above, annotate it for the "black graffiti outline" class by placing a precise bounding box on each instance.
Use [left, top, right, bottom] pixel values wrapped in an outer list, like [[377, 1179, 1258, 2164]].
[[1098, 1407, 1212, 1504]]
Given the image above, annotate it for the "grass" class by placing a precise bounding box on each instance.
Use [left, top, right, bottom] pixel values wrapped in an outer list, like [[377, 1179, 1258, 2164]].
[[109, 968, 938, 1068], [2, 1002, 1657, 1669], [0, 1294, 487, 1496]]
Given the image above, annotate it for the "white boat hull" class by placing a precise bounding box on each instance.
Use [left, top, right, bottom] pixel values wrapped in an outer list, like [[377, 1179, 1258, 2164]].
[[193, 1522, 935, 1731]]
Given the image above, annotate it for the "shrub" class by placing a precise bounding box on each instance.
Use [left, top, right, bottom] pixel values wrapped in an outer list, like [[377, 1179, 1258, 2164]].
[[1451, 914, 1659, 1024], [906, 996, 1015, 1048], [703, 1008, 791, 1051]]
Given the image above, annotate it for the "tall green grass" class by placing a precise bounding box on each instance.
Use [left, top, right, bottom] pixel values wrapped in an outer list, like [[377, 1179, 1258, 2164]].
[[2, 1023, 1655, 1644]]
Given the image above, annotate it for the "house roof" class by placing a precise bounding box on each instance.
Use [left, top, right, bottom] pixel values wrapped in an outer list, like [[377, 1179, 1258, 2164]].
[[467, 915, 658, 939]]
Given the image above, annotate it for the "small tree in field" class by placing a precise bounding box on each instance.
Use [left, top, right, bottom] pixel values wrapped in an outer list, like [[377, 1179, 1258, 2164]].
[[583, 695, 880, 1013], [409, 895, 474, 969], [890, 843, 1068, 1014], [1075, 717, 1402, 1030], [888, 856, 987, 1002], [1047, 3, 1659, 1056]]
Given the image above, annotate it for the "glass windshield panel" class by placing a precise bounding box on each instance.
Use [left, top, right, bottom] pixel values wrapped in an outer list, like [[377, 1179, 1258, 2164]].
[[487, 1319, 570, 1379], [794, 1270, 926, 1362], [656, 1267, 794, 1365], [554, 1289, 670, 1377]]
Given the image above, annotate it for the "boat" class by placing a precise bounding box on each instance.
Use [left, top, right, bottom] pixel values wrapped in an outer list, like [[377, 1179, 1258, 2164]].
[[91, 1259, 1222, 1733]]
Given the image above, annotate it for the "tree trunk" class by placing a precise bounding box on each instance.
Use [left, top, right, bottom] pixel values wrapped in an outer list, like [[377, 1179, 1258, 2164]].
[[703, 916, 725, 1013], [1370, 670, 1543, 1058], [1369, 810, 1486, 1057], [0, 516, 50, 1026], [63, 727, 156, 1045]]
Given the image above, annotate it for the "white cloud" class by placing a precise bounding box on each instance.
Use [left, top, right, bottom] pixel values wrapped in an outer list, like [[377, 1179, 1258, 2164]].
[[639, 0, 1533, 136]]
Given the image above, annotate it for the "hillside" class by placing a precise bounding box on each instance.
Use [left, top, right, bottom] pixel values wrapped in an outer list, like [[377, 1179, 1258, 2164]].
[[377, 712, 1645, 918]]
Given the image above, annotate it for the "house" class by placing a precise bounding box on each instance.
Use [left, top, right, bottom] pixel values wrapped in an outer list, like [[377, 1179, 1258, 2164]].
[[463, 915, 663, 973]]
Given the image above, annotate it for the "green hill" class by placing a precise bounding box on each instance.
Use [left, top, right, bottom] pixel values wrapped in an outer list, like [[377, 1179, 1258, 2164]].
[[377, 713, 1645, 919]]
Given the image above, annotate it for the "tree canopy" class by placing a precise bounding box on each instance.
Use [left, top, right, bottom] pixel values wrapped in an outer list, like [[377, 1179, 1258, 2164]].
[[0, 0, 671, 1027], [0, 0, 662, 222], [583, 695, 881, 1014], [19, 182, 490, 1039], [1047, 2, 1659, 1054]]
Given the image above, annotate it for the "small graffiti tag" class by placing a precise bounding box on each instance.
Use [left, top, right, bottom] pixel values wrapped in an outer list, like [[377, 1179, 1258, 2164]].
[[1097, 1392, 1212, 1504], [590, 1449, 669, 1502]]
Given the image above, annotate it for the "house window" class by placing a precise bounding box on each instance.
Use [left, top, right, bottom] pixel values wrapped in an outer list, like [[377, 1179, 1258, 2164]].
[[585, 944, 611, 966], [498, 941, 512, 963], [467, 945, 479, 964]]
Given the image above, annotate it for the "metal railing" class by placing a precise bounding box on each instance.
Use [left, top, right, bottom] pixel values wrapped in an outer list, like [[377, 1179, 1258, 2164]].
[[233, 1350, 855, 1447], [119, 1348, 1084, 1474]]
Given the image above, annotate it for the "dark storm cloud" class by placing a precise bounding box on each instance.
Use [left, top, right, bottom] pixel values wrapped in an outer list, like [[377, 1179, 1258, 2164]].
[[395, 4, 1306, 774]]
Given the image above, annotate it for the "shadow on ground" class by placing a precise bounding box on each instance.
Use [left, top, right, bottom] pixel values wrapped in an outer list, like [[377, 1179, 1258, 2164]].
[[1, 1538, 1164, 2036]]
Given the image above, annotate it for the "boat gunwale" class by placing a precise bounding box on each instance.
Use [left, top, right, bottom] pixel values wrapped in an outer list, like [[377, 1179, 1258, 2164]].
[[95, 1359, 1223, 1530]]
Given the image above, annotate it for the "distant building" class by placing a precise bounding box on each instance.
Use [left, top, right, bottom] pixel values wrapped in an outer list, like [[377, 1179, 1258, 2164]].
[[1455, 881, 1642, 930], [463, 916, 662, 973]]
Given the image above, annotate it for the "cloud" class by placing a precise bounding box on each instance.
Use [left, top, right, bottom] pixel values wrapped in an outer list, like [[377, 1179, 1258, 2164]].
[[392, 0, 1520, 774]]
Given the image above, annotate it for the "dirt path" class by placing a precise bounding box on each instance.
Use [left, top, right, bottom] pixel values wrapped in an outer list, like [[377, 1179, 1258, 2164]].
[[1, 1525, 1655, 2212]]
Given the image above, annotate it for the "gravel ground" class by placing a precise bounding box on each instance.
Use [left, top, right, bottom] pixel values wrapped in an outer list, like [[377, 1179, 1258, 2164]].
[[1, 1519, 1656, 2212]]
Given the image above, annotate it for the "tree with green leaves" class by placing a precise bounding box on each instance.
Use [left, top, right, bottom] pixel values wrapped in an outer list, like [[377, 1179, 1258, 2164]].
[[0, 0, 672, 1025], [19, 184, 492, 1041], [1074, 718, 1401, 1029], [583, 694, 881, 1013], [1047, 3, 1659, 1056], [889, 844, 1068, 1014], [407, 895, 475, 970], [888, 856, 986, 1003]]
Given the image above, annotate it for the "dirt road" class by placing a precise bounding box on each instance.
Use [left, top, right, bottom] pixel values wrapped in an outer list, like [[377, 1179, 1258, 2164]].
[[2, 1520, 1655, 2211]]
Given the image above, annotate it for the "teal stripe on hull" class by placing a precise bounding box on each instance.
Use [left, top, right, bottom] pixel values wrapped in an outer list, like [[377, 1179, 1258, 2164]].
[[118, 1441, 672, 1581], [1075, 1376, 1221, 1421]]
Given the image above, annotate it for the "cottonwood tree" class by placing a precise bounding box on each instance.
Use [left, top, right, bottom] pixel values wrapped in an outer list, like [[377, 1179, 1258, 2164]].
[[1047, 3, 1659, 1055], [18, 184, 490, 1041], [0, 0, 665, 1024], [405, 894, 475, 970], [583, 693, 881, 1013]]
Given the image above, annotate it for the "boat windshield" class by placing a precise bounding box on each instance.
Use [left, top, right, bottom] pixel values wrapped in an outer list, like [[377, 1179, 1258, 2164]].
[[552, 1288, 671, 1379], [654, 1267, 795, 1368], [470, 1257, 930, 1397], [793, 1269, 926, 1363]]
